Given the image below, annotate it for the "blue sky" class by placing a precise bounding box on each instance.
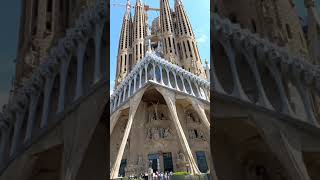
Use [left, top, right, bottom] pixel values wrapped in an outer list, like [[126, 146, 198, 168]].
[[110, 0, 211, 93], [0, 1, 20, 108]]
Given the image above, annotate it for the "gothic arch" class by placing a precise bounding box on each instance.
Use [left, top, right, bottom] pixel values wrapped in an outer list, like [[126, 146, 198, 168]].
[[213, 119, 289, 180], [257, 62, 283, 112], [234, 51, 259, 103], [213, 40, 234, 94]]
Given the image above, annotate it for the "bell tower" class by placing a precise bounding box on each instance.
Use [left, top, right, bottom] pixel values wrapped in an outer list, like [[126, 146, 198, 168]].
[[174, 0, 206, 78]]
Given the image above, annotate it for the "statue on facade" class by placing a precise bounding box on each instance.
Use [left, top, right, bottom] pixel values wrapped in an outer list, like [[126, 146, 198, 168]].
[[163, 128, 172, 139], [198, 130, 206, 141], [152, 128, 160, 140], [177, 152, 186, 162], [188, 129, 196, 139]]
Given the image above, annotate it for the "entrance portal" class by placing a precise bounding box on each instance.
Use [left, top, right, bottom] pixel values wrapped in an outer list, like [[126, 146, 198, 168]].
[[148, 154, 160, 172], [163, 152, 174, 172], [196, 151, 208, 173]]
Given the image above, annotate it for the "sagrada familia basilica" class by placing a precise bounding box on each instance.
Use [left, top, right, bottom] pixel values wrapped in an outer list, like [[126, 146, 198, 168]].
[[110, 0, 211, 178], [0, 0, 318, 179]]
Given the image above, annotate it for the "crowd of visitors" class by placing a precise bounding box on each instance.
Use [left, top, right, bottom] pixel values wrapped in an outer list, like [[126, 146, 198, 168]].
[[126, 171, 174, 180]]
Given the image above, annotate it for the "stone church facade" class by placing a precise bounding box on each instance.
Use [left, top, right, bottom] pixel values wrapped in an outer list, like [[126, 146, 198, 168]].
[[110, 0, 211, 178]]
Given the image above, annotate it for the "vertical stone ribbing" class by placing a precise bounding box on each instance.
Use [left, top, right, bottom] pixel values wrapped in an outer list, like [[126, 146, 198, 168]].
[[116, 0, 132, 87], [132, 0, 145, 65], [160, 0, 180, 65], [174, 0, 206, 79]]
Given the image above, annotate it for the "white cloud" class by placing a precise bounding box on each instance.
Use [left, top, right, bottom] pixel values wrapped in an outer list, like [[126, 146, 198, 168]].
[[197, 34, 208, 44]]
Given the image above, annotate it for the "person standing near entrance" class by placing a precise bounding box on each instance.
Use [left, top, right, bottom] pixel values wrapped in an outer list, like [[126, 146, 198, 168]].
[[148, 167, 153, 180]]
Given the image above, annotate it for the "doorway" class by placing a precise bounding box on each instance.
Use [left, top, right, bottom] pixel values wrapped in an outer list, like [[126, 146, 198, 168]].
[[163, 152, 174, 172], [148, 153, 160, 172]]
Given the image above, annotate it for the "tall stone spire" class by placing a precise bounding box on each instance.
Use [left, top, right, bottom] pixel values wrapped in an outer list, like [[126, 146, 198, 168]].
[[116, 0, 132, 86], [132, 0, 146, 64], [304, 0, 320, 65], [174, 0, 206, 79], [160, 0, 180, 64]]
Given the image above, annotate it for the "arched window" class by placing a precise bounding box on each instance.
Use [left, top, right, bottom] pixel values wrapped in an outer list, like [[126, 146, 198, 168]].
[[187, 41, 192, 57], [183, 41, 188, 58], [168, 37, 172, 53]]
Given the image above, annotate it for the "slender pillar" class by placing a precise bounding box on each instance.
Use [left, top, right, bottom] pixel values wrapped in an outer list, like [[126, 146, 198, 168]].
[[40, 77, 54, 128], [180, 75, 187, 93], [10, 111, 24, 156], [25, 93, 40, 142], [187, 78, 195, 96], [110, 89, 145, 179], [166, 68, 172, 88], [195, 83, 202, 98], [122, 87, 127, 102], [133, 74, 137, 93], [128, 80, 132, 97], [156, 87, 201, 175], [153, 63, 156, 81], [139, 69, 142, 88], [118, 93, 122, 107], [190, 99, 210, 131], [174, 72, 179, 91], [75, 44, 85, 99], [58, 62, 68, 112], [145, 65, 148, 83], [160, 66, 164, 85]]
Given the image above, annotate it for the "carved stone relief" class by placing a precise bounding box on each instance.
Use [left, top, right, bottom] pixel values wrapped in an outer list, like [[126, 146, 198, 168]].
[[188, 129, 206, 141], [146, 127, 173, 141]]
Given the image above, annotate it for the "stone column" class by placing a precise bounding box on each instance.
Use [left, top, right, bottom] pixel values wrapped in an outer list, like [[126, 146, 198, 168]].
[[187, 78, 195, 96], [189, 98, 218, 179], [160, 66, 164, 85], [10, 111, 25, 156], [190, 99, 210, 132], [110, 89, 145, 179], [174, 72, 179, 91], [133, 74, 137, 93], [145, 65, 148, 83], [153, 63, 156, 81], [25, 93, 40, 142], [254, 114, 311, 180], [139, 69, 142, 88], [40, 77, 54, 128], [110, 109, 122, 135], [58, 62, 68, 113], [166, 68, 172, 88], [122, 87, 127, 102], [156, 87, 201, 175], [75, 43, 86, 99]]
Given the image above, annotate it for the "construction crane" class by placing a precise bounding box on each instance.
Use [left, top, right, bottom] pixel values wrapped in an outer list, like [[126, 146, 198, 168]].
[[112, 3, 160, 11]]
